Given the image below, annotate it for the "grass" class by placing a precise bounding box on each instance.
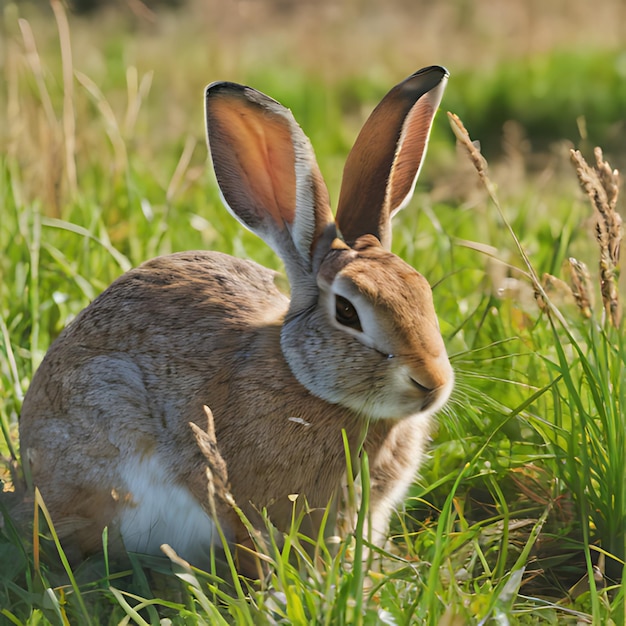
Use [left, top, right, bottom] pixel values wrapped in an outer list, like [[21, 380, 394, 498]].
[[1, 0, 625, 623]]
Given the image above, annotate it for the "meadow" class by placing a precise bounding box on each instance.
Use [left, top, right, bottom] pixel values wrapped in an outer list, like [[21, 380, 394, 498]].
[[0, 0, 625, 623]]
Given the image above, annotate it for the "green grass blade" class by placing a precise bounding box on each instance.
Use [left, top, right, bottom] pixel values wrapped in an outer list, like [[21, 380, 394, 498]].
[[33, 489, 93, 626]]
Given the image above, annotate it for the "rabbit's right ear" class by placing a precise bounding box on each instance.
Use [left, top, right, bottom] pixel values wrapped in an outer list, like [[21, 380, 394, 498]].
[[205, 83, 335, 282], [335, 66, 448, 249]]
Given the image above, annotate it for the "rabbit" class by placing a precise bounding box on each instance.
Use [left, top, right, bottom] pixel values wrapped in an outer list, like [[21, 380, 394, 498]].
[[19, 65, 454, 577]]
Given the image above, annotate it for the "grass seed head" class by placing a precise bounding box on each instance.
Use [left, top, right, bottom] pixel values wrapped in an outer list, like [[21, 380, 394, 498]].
[[570, 148, 622, 327], [567, 257, 594, 319]]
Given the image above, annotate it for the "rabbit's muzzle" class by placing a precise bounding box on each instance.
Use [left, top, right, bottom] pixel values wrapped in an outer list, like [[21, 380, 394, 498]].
[[391, 348, 454, 416]]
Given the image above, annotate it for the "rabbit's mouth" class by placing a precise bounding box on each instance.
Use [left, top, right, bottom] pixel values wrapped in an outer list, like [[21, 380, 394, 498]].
[[418, 385, 450, 413], [408, 375, 445, 414], [409, 376, 433, 394], [351, 359, 454, 421]]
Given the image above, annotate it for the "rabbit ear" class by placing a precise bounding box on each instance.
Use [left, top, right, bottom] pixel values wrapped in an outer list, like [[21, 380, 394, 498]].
[[335, 66, 448, 249], [205, 82, 335, 280]]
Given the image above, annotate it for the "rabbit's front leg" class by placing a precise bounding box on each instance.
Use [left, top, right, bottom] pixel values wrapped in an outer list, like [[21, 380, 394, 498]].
[[363, 414, 433, 547]]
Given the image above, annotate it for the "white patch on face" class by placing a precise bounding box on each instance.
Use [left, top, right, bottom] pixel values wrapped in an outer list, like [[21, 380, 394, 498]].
[[117, 454, 227, 566]]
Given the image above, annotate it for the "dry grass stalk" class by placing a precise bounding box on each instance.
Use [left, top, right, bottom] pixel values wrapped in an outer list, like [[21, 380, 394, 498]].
[[17, 18, 64, 214], [570, 148, 622, 327], [447, 112, 491, 190], [567, 257, 594, 319], [540, 273, 577, 314], [189, 406, 232, 522], [50, 0, 78, 199], [448, 112, 571, 329]]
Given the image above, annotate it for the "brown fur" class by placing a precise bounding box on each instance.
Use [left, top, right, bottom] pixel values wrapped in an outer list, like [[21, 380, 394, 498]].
[[19, 67, 453, 574]]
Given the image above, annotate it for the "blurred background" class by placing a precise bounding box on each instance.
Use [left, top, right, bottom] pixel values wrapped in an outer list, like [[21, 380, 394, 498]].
[[3, 0, 625, 281], [2, 0, 626, 180]]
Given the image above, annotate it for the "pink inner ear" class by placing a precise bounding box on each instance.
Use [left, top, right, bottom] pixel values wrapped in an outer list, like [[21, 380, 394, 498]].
[[208, 96, 296, 232], [387, 99, 434, 213]]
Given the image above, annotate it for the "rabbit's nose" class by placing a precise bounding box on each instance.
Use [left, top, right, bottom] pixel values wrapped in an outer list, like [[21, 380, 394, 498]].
[[408, 352, 454, 409], [413, 353, 453, 390], [410, 374, 452, 401]]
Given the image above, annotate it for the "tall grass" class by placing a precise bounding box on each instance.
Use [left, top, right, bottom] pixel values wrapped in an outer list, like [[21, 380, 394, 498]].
[[1, 1, 625, 623], [448, 113, 625, 621], [548, 150, 625, 583]]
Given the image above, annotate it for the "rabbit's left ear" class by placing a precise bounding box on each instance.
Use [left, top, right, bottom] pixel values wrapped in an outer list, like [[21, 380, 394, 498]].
[[205, 82, 335, 279], [335, 66, 448, 249]]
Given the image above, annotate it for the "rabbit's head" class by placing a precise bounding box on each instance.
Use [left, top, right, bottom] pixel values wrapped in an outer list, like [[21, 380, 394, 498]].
[[206, 67, 453, 421]]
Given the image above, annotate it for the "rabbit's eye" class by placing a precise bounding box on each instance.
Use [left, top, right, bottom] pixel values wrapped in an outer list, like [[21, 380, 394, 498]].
[[335, 295, 362, 332]]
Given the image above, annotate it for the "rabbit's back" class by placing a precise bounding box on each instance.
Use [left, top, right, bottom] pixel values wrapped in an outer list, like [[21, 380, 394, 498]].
[[25, 251, 284, 388], [21, 251, 287, 439], [19, 251, 295, 559], [56, 250, 287, 353]]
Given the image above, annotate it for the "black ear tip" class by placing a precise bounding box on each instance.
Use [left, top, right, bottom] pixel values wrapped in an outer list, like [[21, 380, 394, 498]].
[[205, 81, 247, 101], [412, 65, 449, 81], [399, 66, 449, 99], [204, 82, 286, 116]]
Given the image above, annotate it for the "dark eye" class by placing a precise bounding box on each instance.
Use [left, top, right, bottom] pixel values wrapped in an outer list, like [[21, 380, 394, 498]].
[[335, 295, 362, 332]]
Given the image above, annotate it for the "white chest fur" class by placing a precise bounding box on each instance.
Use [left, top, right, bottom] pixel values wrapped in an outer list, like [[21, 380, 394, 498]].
[[117, 454, 224, 565]]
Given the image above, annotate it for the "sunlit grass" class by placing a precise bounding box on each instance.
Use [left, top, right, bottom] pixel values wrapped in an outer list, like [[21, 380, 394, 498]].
[[1, 1, 625, 623]]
